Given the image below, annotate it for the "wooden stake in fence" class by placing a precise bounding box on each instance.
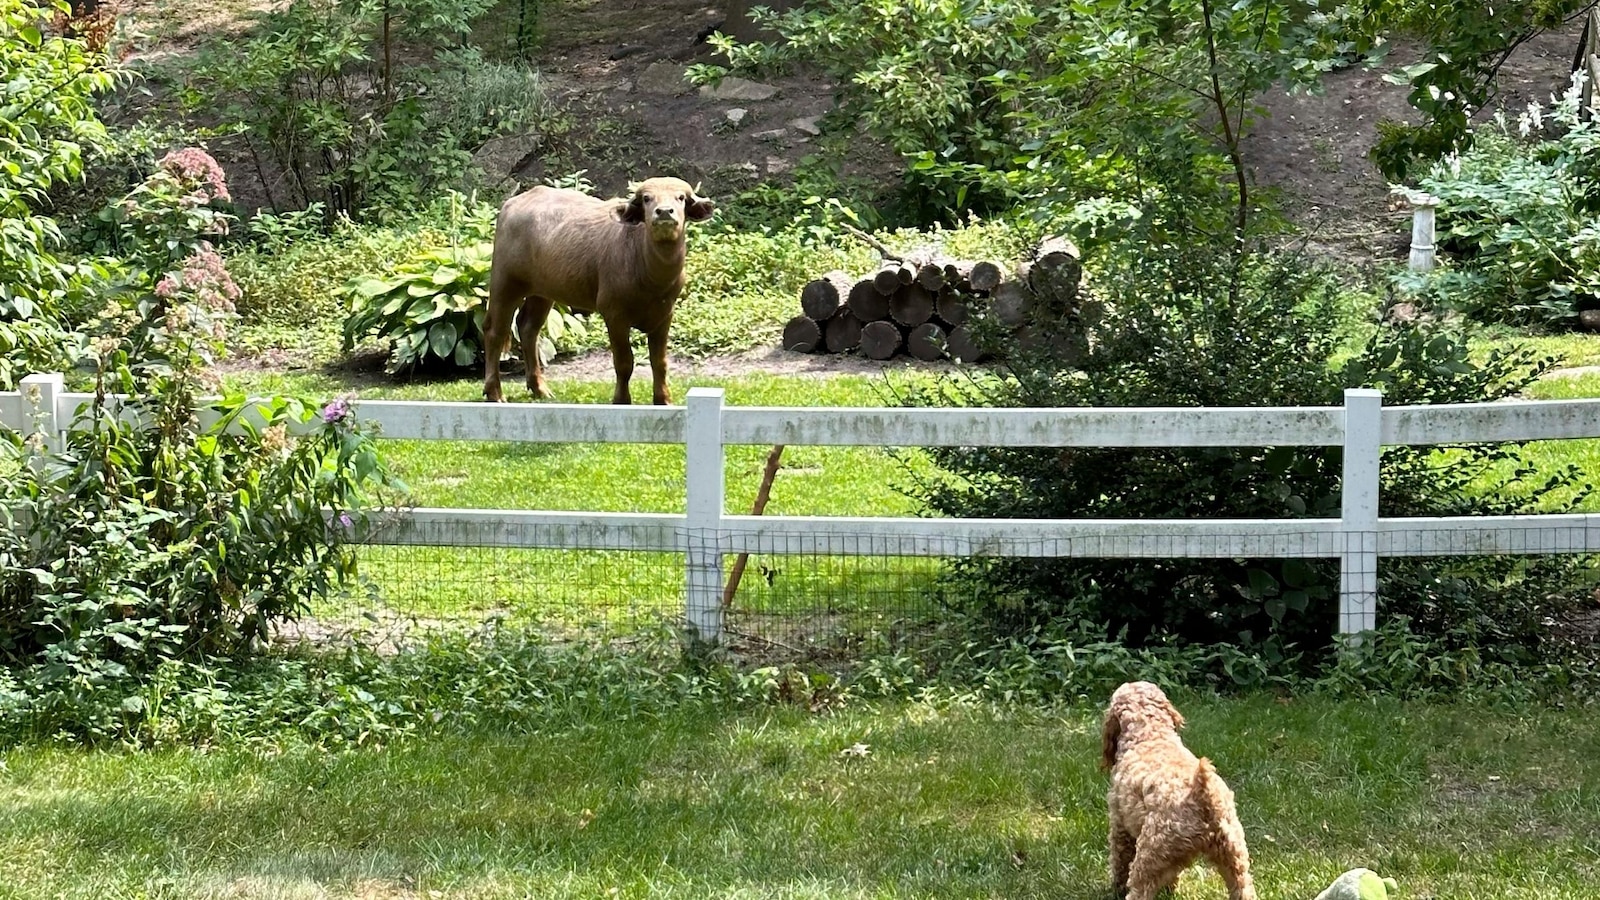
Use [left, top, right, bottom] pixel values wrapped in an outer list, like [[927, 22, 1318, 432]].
[[723, 444, 786, 610]]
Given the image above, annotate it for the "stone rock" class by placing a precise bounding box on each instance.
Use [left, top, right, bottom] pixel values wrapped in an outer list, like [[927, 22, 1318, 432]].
[[725, 107, 748, 125], [472, 133, 543, 182], [752, 128, 786, 141], [637, 61, 691, 95], [699, 77, 778, 102], [1580, 308, 1600, 331], [789, 115, 822, 136], [766, 156, 792, 175]]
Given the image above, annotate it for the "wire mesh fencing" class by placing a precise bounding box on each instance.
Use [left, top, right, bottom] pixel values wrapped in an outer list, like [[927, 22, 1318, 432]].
[[275, 523, 1470, 662]]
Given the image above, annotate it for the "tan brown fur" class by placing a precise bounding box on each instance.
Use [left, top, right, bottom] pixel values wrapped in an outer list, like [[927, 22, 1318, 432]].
[[1101, 681, 1256, 900], [481, 176, 715, 405]]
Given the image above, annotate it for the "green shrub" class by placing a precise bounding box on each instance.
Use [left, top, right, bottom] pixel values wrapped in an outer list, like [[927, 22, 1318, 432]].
[[419, 47, 552, 148], [1, 150, 402, 743], [231, 209, 457, 329], [184, 0, 496, 217], [904, 239, 1592, 663], [1403, 82, 1600, 327], [0, 0, 116, 389]]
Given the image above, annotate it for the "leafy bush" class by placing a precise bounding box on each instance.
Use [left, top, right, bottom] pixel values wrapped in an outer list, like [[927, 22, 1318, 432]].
[[2, 151, 402, 742], [185, 0, 497, 217], [231, 207, 458, 329], [904, 239, 1592, 663], [1358, 0, 1589, 180], [0, 0, 115, 389], [1402, 81, 1600, 327], [419, 47, 552, 148]]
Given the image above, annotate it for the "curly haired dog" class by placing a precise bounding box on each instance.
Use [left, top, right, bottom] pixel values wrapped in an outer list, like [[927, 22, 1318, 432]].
[[1101, 681, 1256, 900]]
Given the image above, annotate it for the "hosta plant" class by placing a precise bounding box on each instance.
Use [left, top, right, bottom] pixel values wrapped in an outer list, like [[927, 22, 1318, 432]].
[[341, 241, 588, 373]]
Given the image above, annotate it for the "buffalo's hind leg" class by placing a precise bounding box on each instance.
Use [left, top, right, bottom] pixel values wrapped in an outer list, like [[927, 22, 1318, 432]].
[[515, 296, 557, 399], [482, 270, 524, 402]]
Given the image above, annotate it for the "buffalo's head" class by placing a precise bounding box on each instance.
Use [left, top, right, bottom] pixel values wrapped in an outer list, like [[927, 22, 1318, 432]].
[[616, 177, 715, 241]]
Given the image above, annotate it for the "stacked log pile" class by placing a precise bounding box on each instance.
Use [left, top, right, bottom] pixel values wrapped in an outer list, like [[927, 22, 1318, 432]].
[[782, 237, 1091, 364]]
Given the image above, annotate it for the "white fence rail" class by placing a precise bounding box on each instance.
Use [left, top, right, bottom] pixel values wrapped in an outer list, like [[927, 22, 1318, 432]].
[[8, 373, 1600, 644]]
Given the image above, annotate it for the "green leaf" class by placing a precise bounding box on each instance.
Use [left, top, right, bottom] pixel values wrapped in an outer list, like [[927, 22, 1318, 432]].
[[1282, 559, 1315, 589], [453, 337, 478, 367], [1264, 597, 1287, 622], [428, 320, 459, 359], [1246, 568, 1278, 598]]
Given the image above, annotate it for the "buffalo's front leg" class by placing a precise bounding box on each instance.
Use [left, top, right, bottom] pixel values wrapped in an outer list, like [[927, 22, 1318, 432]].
[[516, 296, 557, 399], [646, 324, 672, 406], [481, 273, 523, 403], [606, 318, 635, 405]]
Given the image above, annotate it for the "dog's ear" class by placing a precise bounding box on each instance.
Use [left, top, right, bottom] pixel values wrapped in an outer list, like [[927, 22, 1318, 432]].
[[1163, 696, 1186, 731], [1100, 710, 1121, 771]]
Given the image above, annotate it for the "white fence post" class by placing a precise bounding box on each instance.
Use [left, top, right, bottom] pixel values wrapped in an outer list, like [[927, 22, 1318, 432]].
[[1409, 196, 1438, 273], [19, 373, 64, 461], [684, 387, 726, 644], [1339, 388, 1383, 640]]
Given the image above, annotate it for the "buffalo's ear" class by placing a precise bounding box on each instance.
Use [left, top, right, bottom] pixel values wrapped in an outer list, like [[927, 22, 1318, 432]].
[[613, 194, 646, 224], [686, 191, 716, 222]]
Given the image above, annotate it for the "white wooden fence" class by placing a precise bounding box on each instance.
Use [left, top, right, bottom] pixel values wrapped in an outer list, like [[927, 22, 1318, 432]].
[[8, 373, 1600, 644]]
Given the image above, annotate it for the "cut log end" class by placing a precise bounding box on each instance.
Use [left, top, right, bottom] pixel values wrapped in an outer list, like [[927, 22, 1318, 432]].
[[969, 260, 1003, 292], [945, 324, 989, 364], [800, 270, 851, 321], [907, 322, 947, 362], [848, 278, 892, 323], [890, 284, 936, 327], [860, 320, 903, 360], [782, 316, 822, 353], [991, 281, 1033, 328], [824, 312, 865, 353]]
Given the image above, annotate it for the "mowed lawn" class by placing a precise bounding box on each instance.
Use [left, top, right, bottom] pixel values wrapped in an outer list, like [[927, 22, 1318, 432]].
[[3, 696, 1598, 899]]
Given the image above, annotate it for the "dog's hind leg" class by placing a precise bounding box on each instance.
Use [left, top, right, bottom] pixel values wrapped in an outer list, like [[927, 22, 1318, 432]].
[[1109, 824, 1136, 896], [1207, 822, 1256, 900]]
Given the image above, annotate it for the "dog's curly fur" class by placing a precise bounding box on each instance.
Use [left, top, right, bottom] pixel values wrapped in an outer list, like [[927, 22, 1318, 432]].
[[1101, 681, 1256, 900]]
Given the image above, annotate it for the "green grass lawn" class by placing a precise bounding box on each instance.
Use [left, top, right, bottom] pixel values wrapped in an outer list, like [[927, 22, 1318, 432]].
[[3, 695, 1597, 899]]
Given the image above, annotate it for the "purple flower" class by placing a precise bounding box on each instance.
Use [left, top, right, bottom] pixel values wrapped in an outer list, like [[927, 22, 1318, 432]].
[[321, 395, 354, 424], [338, 513, 354, 530]]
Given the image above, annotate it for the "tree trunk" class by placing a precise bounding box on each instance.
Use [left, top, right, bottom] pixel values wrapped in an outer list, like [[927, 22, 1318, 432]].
[[890, 284, 935, 327], [969, 260, 1003, 292], [848, 278, 892, 322], [824, 312, 865, 353], [782, 316, 822, 353], [800, 270, 851, 321], [991, 281, 1033, 328], [945, 325, 988, 363], [907, 322, 947, 361], [860, 320, 903, 360], [916, 263, 946, 292]]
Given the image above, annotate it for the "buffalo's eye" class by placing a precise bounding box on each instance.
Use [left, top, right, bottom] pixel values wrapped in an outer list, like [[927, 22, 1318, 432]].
[[677, 194, 685, 201], [641, 194, 652, 203]]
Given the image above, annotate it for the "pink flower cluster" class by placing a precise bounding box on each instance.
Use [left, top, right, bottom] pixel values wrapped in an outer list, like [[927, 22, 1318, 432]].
[[155, 245, 241, 317], [158, 147, 231, 205]]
